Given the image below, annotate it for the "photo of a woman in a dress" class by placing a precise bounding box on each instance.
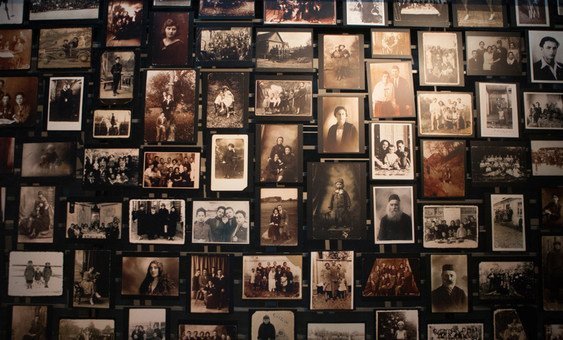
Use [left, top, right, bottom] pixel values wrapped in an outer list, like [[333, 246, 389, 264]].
[[267, 207, 281, 242], [138, 260, 175, 296], [152, 14, 189, 66]]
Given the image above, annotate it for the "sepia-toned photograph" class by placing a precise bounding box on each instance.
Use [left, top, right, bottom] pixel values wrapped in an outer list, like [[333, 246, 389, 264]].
[[256, 28, 313, 71], [198, 0, 254, 18], [528, 30, 563, 83], [93, 110, 131, 138], [129, 199, 185, 244], [257, 124, 302, 183], [416, 92, 473, 137], [251, 310, 294, 340], [318, 95, 364, 154], [105, 0, 144, 47], [367, 60, 415, 118], [541, 187, 563, 229], [308, 323, 364, 340], [8, 251, 63, 297], [73, 250, 111, 308], [66, 201, 122, 240], [150, 11, 191, 66], [254, 76, 313, 121], [431, 254, 468, 313], [191, 200, 250, 245], [524, 92, 563, 130], [11, 305, 48, 340], [21, 142, 75, 178], [465, 32, 522, 76], [344, 0, 385, 26], [418, 31, 464, 87], [0, 29, 31, 70], [516, 0, 549, 26], [362, 256, 420, 297], [421, 140, 466, 198], [319, 34, 364, 90], [493, 309, 528, 340], [99, 51, 135, 103], [370, 121, 414, 180], [310, 251, 354, 310], [190, 255, 230, 313], [0, 137, 14, 174], [542, 235, 563, 311], [38, 27, 91, 69], [46, 76, 84, 131], [144, 69, 198, 144], [18, 186, 55, 244], [128, 308, 166, 340], [393, 0, 449, 27], [478, 260, 535, 301], [531, 140, 563, 177], [373, 186, 414, 244], [0, 0, 23, 24], [83, 148, 139, 186], [121, 256, 179, 297], [242, 255, 302, 300], [203, 72, 248, 129], [210, 134, 248, 192], [259, 187, 299, 247], [263, 0, 336, 25], [423, 205, 478, 249], [153, 0, 190, 7], [477, 82, 519, 138], [428, 323, 484, 340], [308, 162, 366, 240], [491, 194, 526, 252], [375, 309, 419, 340], [545, 324, 563, 339], [179, 323, 237, 340], [58, 319, 114, 340], [452, 0, 505, 27], [0, 77, 38, 127], [29, 0, 98, 20], [143, 151, 200, 189], [470, 142, 530, 185], [371, 29, 411, 59], [196, 25, 252, 67]]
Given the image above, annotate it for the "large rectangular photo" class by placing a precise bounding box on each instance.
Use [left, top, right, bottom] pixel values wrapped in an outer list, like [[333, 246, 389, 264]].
[[417, 92, 473, 137], [189, 254, 231, 313], [257, 124, 302, 183], [191, 200, 250, 245], [142, 150, 201, 189], [129, 199, 185, 244], [418, 31, 464, 87], [421, 140, 466, 198], [0, 77, 38, 128], [121, 255, 179, 297], [83, 148, 139, 187], [254, 75, 313, 121], [422, 205, 478, 249], [310, 251, 354, 310], [477, 82, 519, 138], [242, 255, 302, 300], [524, 92, 563, 130], [465, 32, 522, 76], [66, 201, 122, 240], [319, 34, 365, 90]]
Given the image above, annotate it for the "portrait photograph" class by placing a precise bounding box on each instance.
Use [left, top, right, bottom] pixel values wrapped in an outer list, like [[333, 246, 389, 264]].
[[546, 324, 563, 339], [531, 140, 563, 176], [179, 323, 237, 340], [370, 121, 414, 180], [93, 109, 131, 139], [142, 150, 201, 189], [242, 255, 302, 300], [21, 141, 75, 178], [477, 82, 520, 138], [128, 308, 166, 340], [416, 92, 473, 137], [72, 250, 111, 309], [542, 235, 563, 311], [46, 76, 84, 131], [493, 309, 528, 339], [191, 200, 250, 245], [319, 34, 364, 90], [344, 0, 386, 26], [524, 92, 563, 130], [203, 72, 248, 129], [190, 254, 231, 313], [66, 201, 122, 240], [99, 51, 135, 103], [308, 323, 364, 340], [421, 140, 466, 198], [210, 134, 248, 192], [373, 186, 414, 244], [452, 0, 505, 27], [196, 25, 252, 67], [418, 31, 464, 87], [83, 148, 139, 187], [251, 310, 294, 340], [422, 205, 478, 249], [528, 30, 563, 83], [375, 309, 419, 340], [0, 137, 14, 174], [318, 95, 364, 154], [362, 256, 420, 298], [465, 32, 522, 76], [150, 11, 191, 66], [8, 251, 63, 297], [0, 29, 31, 70], [129, 199, 185, 244], [144, 69, 198, 144], [0, 76, 38, 127], [254, 76, 313, 121], [198, 0, 254, 18], [0, 0, 23, 24], [18, 186, 55, 244], [105, 0, 144, 47], [491, 194, 526, 252], [11, 305, 48, 340], [428, 323, 483, 340], [515, 0, 549, 26], [430, 254, 469, 313], [38, 27, 91, 69], [478, 260, 535, 301], [29, 0, 98, 20], [257, 188, 297, 247], [367, 60, 415, 118], [310, 251, 354, 310], [541, 187, 563, 229], [58, 319, 114, 340], [393, 0, 449, 27], [153, 0, 191, 7], [308, 162, 367, 240], [263, 0, 336, 25], [257, 124, 302, 183], [256, 28, 313, 71], [121, 256, 179, 297], [470, 141, 529, 185], [371, 29, 411, 59]]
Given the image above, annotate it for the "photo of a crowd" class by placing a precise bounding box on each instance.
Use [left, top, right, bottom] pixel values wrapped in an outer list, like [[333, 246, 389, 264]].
[[308, 323, 365, 340], [417, 93, 473, 136], [66, 202, 122, 240], [129, 199, 185, 244], [143, 151, 200, 189], [427, 323, 484, 340], [471, 143, 529, 184], [191, 201, 250, 244], [466, 34, 522, 76], [393, 0, 449, 27], [376, 309, 419, 340], [190, 255, 230, 313], [243, 255, 302, 300], [197, 27, 252, 64], [0, 29, 31, 70], [29, 0, 99, 20], [423, 206, 478, 249], [179, 324, 236, 340], [83, 148, 139, 186], [525, 92, 563, 129], [362, 257, 420, 297], [420, 32, 462, 86], [310, 251, 354, 310], [479, 261, 535, 300], [531, 140, 563, 176], [105, 0, 143, 47], [264, 0, 337, 25]]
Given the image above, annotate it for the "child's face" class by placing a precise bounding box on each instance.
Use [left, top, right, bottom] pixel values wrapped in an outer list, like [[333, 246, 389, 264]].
[[335, 182, 343, 189], [388, 146, 395, 153]]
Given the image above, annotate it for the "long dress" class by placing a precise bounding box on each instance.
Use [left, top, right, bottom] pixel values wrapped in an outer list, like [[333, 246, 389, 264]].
[[268, 269, 276, 291]]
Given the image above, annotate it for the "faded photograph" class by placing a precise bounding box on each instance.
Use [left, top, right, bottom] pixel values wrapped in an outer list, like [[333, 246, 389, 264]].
[[8, 251, 63, 297], [477, 82, 519, 138], [453, 0, 504, 27], [38, 27, 91, 69], [543, 236, 563, 311], [516, 0, 549, 26], [210, 134, 248, 191], [121, 256, 179, 296], [263, 0, 336, 25], [319, 34, 364, 90], [0, 77, 39, 127], [531, 140, 563, 177], [318, 96, 363, 154], [0, 29, 31, 70], [419, 31, 463, 86], [150, 12, 190, 66], [196, 26, 252, 65], [18, 186, 55, 244], [465, 33, 522, 76], [204, 72, 248, 129], [428, 323, 483, 340], [362, 257, 420, 297], [21, 142, 74, 178], [375, 310, 419, 340], [83, 148, 139, 186], [66, 201, 122, 240], [470, 142, 529, 185], [260, 188, 299, 247], [251, 310, 294, 340], [93, 110, 131, 138], [421, 140, 466, 198], [47, 76, 84, 131], [29, 0, 98, 20], [524, 92, 563, 130], [256, 29, 313, 70], [191, 200, 250, 244], [479, 261, 535, 300], [310, 251, 354, 310], [493, 309, 528, 340], [430, 254, 468, 313], [393, 0, 449, 27], [371, 29, 411, 58], [58, 319, 114, 340], [416, 92, 473, 137], [367, 60, 415, 118], [11, 305, 48, 340], [423, 205, 478, 249], [73, 250, 111, 308], [143, 151, 200, 189], [373, 186, 414, 244], [179, 324, 237, 340], [541, 187, 563, 229], [190, 255, 230, 313], [0, 0, 23, 24], [370, 122, 414, 180], [308, 323, 364, 340], [129, 199, 185, 244], [255, 78, 312, 120], [99, 51, 135, 102], [105, 0, 144, 47], [242, 255, 302, 300], [257, 124, 301, 183], [199, 0, 254, 17], [128, 308, 166, 340], [491, 194, 526, 252], [344, 0, 385, 25]]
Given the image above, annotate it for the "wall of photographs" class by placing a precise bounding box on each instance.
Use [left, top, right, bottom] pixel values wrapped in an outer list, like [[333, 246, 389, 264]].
[[0, 0, 562, 339]]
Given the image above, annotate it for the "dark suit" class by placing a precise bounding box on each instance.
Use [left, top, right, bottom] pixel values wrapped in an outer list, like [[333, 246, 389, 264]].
[[325, 122, 358, 153], [377, 212, 413, 241], [431, 285, 467, 312], [110, 62, 122, 94], [391, 76, 411, 115], [468, 57, 481, 72], [533, 60, 563, 81]]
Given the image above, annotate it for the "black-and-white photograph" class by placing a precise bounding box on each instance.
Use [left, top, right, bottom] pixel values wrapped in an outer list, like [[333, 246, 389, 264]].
[[191, 200, 250, 245], [542, 235, 563, 311], [210, 134, 248, 192], [257, 124, 302, 183], [370, 122, 414, 180], [122, 256, 179, 296], [251, 310, 294, 340], [541, 188, 563, 229], [524, 92, 563, 130], [393, 0, 449, 27], [99, 51, 135, 103], [263, 0, 336, 25], [465, 32, 522, 76], [493, 309, 528, 340], [18, 186, 55, 244], [545, 324, 563, 339], [105, 0, 144, 47], [73, 250, 111, 308], [373, 186, 414, 244], [143, 151, 200, 189], [308, 162, 366, 240], [516, 0, 549, 26], [128, 308, 166, 340], [0, 0, 23, 24], [417, 92, 473, 137], [318, 95, 364, 154], [58, 319, 115, 340], [11, 305, 48, 340], [242, 255, 302, 300], [93, 109, 131, 138], [362, 257, 420, 297], [431, 254, 469, 313], [310, 251, 354, 310], [423, 205, 478, 249], [428, 323, 484, 340], [470, 142, 530, 185], [179, 323, 237, 340], [375, 309, 419, 340], [196, 25, 252, 67], [153, 0, 190, 7], [479, 261, 535, 301], [198, 0, 254, 18], [453, 0, 505, 27], [491, 194, 526, 252], [21, 142, 75, 178], [0, 76, 39, 127], [8, 251, 63, 297], [129, 199, 185, 244], [66, 201, 122, 240], [421, 140, 466, 198], [256, 29, 313, 70], [0, 29, 31, 70], [46, 76, 84, 131], [418, 31, 464, 87], [308, 323, 364, 340], [344, 0, 385, 26], [150, 11, 191, 66], [477, 82, 519, 138], [29, 0, 99, 20], [190, 255, 230, 313], [529, 30, 563, 83], [83, 148, 140, 186], [367, 60, 415, 118], [319, 34, 364, 90], [531, 140, 563, 177], [254, 76, 313, 121], [0, 137, 14, 175], [38, 28, 92, 69], [371, 29, 411, 59], [203, 72, 248, 129], [259, 188, 299, 247]]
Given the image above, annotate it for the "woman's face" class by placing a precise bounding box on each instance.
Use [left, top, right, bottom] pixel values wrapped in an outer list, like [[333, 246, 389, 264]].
[[149, 263, 160, 277], [165, 25, 177, 39], [2, 95, 8, 104], [335, 108, 347, 125]]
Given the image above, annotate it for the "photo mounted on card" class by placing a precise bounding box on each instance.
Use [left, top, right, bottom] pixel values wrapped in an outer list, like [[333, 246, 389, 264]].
[[317, 95, 364, 154], [259, 187, 300, 247], [121, 255, 179, 297], [421, 140, 466, 198], [524, 92, 563, 130], [515, 0, 549, 26], [210, 134, 248, 192], [11, 305, 48, 340], [0, 29, 31, 70], [242, 255, 302, 300], [465, 32, 522, 76], [153, 0, 191, 7], [370, 121, 414, 181], [142, 149, 201, 190], [105, 0, 144, 47], [129, 199, 185, 245], [344, 0, 386, 26], [254, 75, 313, 122], [72, 250, 111, 309], [416, 92, 473, 137], [251, 310, 294, 340], [494, 309, 529, 339], [541, 187, 563, 229], [0, 77, 38, 128], [144, 69, 198, 144], [428, 323, 484, 340], [478, 259, 536, 301], [430, 254, 469, 313], [58, 319, 115, 339], [196, 24, 253, 67], [452, 0, 505, 27], [477, 82, 520, 138], [367, 60, 415, 118], [198, 0, 254, 19], [66, 200, 122, 240], [203, 71, 249, 130], [418, 31, 464, 87], [8, 251, 63, 297], [83, 148, 140, 187], [528, 30, 563, 83], [93, 109, 131, 139], [308, 323, 364, 340], [308, 162, 366, 240], [422, 205, 478, 249], [470, 141, 530, 185], [29, 1, 99, 20], [263, 0, 336, 25], [179, 322, 237, 340], [98, 51, 135, 105], [256, 28, 314, 71], [38, 28, 92, 69], [491, 194, 526, 252], [46, 76, 84, 131], [371, 29, 411, 59], [546, 324, 563, 339], [0, 137, 14, 175], [256, 124, 302, 183], [375, 310, 419, 340], [531, 140, 563, 177], [393, 1, 449, 27], [191, 200, 250, 245], [128, 308, 167, 340], [319, 34, 364, 90], [150, 11, 192, 66], [542, 235, 563, 311], [189, 254, 231, 313], [21, 141, 75, 179], [0, 0, 23, 24], [362, 255, 420, 298], [372, 186, 414, 245], [18, 186, 55, 244]]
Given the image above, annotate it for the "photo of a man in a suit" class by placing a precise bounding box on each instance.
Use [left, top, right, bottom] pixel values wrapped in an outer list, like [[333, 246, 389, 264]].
[[533, 36, 563, 81]]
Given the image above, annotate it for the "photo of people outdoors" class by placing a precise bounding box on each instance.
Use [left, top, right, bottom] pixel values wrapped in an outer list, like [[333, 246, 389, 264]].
[[393, 0, 449, 27], [479, 261, 535, 301], [242, 255, 302, 300], [419, 31, 463, 86], [263, 0, 336, 25], [375, 310, 419, 340], [319, 34, 364, 90], [256, 29, 313, 70], [179, 324, 237, 340], [99, 51, 134, 102], [421, 140, 466, 198], [0, 77, 38, 127], [8, 251, 63, 297], [367, 60, 415, 118], [259, 188, 299, 246], [453, 0, 504, 28], [428, 323, 483, 340], [93, 110, 131, 138], [362, 257, 420, 297], [198, 0, 254, 18], [128, 308, 166, 340], [129, 199, 185, 244], [0, 29, 31, 70], [29, 0, 98, 20], [493, 309, 528, 340], [38, 27, 91, 69], [531, 140, 563, 176], [121, 256, 179, 296], [308, 323, 365, 340], [11, 305, 48, 340], [470, 142, 529, 185], [190, 255, 230, 313], [310, 251, 354, 310], [255, 77, 312, 120], [143, 151, 200, 189], [370, 122, 414, 180], [210, 134, 248, 192], [72, 250, 110, 308], [257, 124, 301, 183], [466, 33, 522, 76], [524, 92, 563, 130], [491, 194, 526, 252], [0, 0, 23, 24], [477, 82, 520, 138], [191, 200, 250, 244], [46, 76, 84, 131], [83, 148, 139, 186], [66, 201, 122, 240], [251, 310, 294, 340], [58, 319, 115, 340], [204, 72, 248, 129], [18, 186, 55, 244], [371, 29, 411, 58], [516, 0, 549, 26], [422, 205, 478, 249], [417, 92, 473, 137], [344, 0, 385, 25], [196, 26, 252, 66], [21, 142, 75, 178], [105, 0, 144, 47]]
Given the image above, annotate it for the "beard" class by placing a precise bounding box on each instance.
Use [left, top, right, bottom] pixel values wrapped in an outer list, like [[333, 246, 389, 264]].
[[386, 207, 403, 222]]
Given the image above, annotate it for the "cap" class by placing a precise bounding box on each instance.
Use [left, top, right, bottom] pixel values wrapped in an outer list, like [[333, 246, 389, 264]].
[[442, 264, 454, 272], [263, 315, 270, 320], [388, 194, 400, 202], [335, 178, 344, 185]]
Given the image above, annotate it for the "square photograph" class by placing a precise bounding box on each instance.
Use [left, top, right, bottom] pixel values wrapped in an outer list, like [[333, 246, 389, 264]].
[[430, 254, 469, 313], [541, 187, 563, 229], [465, 32, 522, 76], [11, 305, 48, 340], [477, 82, 519, 138], [257, 124, 302, 183], [242, 255, 302, 300], [128, 308, 166, 340], [470, 142, 529, 185], [93, 109, 131, 139], [375, 309, 419, 340], [29, 0, 98, 20], [416, 92, 473, 137], [453, 0, 505, 27], [98, 51, 135, 103], [310, 251, 354, 310], [418, 31, 464, 87], [203, 72, 248, 129], [256, 29, 313, 71], [38, 28, 92, 69], [263, 0, 336, 25], [254, 76, 313, 121], [150, 12, 191, 66], [370, 121, 414, 180], [198, 0, 254, 18], [210, 134, 248, 192], [251, 310, 294, 340], [21, 142, 75, 178], [121, 256, 179, 297], [362, 256, 420, 297], [179, 323, 237, 340], [344, 0, 386, 26], [191, 200, 250, 245], [319, 34, 364, 90], [259, 188, 299, 247], [528, 30, 563, 83], [46, 76, 84, 131], [308, 323, 364, 339], [367, 60, 415, 118], [0, 77, 38, 127], [142, 150, 200, 189], [66, 201, 122, 240], [196, 26, 252, 67], [491, 194, 526, 252], [83, 148, 139, 186], [8, 251, 63, 297], [0, 0, 23, 24], [493, 309, 528, 339], [531, 140, 563, 176], [318, 95, 364, 154], [421, 140, 466, 198], [371, 29, 411, 59], [428, 324, 483, 340], [0, 29, 31, 70], [129, 199, 185, 244], [105, 0, 144, 47], [478, 260, 535, 301], [524, 92, 563, 130], [58, 319, 115, 340], [515, 0, 549, 26], [422, 205, 478, 249], [393, 1, 449, 27], [373, 186, 414, 244], [72, 250, 111, 308], [0, 137, 14, 175], [542, 235, 563, 311], [18, 186, 55, 244], [190, 255, 231, 313]]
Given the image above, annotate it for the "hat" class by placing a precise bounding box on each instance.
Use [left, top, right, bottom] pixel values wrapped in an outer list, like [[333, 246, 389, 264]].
[[27, 260, 33, 264], [388, 194, 400, 202], [442, 264, 454, 272], [45, 262, 50, 266], [397, 321, 405, 326], [335, 178, 344, 185], [263, 315, 270, 320]]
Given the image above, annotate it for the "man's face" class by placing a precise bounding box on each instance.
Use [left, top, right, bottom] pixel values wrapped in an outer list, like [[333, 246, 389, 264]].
[[226, 208, 234, 218], [335, 108, 347, 124], [263, 318, 270, 324], [217, 208, 225, 218], [553, 195, 559, 203], [472, 51, 477, 58], [541, 41, 559, 64], [196, 211, 205, 222], [277, 137, 283, 145], [479, 42, 485, 49], [442, 270, 457, 286], [235, 213, 245, 225], [335, 182, 343, 190], [388, 199, 400, 215], [391, 68, 399, 78]]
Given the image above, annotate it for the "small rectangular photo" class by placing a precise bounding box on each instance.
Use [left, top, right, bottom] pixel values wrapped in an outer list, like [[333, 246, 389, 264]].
[[373, 186, 414, 244], [256, 28, 314, 71], [105, 0, 144, 47], [542, 235, 563, 311], [83, 148, 139, 187], [251, 310, 294, 340], [470, 141, 530, 185], [0, 137, 14, 174], [370, 121, 414, 180], [528, 30, 563, 83], [210, 134, 248, 192], [478, 260, 535, 301], [198, 0, 254, 18], [150, 11, 192, 66], [8, 251, 63, 297], [0, 0, 23, 24], [259, 187, 299, 247], [319, 34, 365, 90], [416, 92, 473, 137], [142, 150, 201, 189], [546, 324, 563, 339], [257, 124, 302, 183], [428, 323, 484, 340], [477, 82, 520, 138], [38, 28, 92, 69], [98, 51, 135, 104], [196, 25, 252, 67], [422, 205, 478, 249], [318, 95, 364, 154], [465, 32, 522, 76], [129, 199, 185, 244], [128, 308, 167, 340], [430, 254, 469, 313], [421, 140, 466, 198], [452, 0, 505, 27], [11, 305, 48, 340], [393, 1, 449, 27], [153, 0, 191, 7], [308, 323, 365, 340], [541, 187, 563, 229], [367, 60, 415, 118], [362, 256, 421, 297], [344, 0, 386, 26], [531, 140, 563, 177], [375, 309, 419, 340], [18, 186, 55, 244], [310, 251, 354, 310], [189, 254, 231, 313], [73, 250, 111, 308], [191, 200, 250, 244], [242, 255, 303, 300], [93, 109, 131, 139], [46, 76, 84, 131], [516, 0, 549, 26], [491, 194, 526, 252], [29, 1, 99, 20], [524, 92, 563, 130], [418, 31, 464, 87], [0, 76, 39, 128], [203, 72, 248, 129], [66, 201, 122, 240], [179, 323, 237, 340], [58, 319, 115, 340], [21, 141, 75, 178], [371, 29, 411, 59], [493, 309, 528, 340], [263, 0, 336, 25], [122, 256, 179, 297], [254, 75, 313, 121], [0, 29, 32, 70]]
